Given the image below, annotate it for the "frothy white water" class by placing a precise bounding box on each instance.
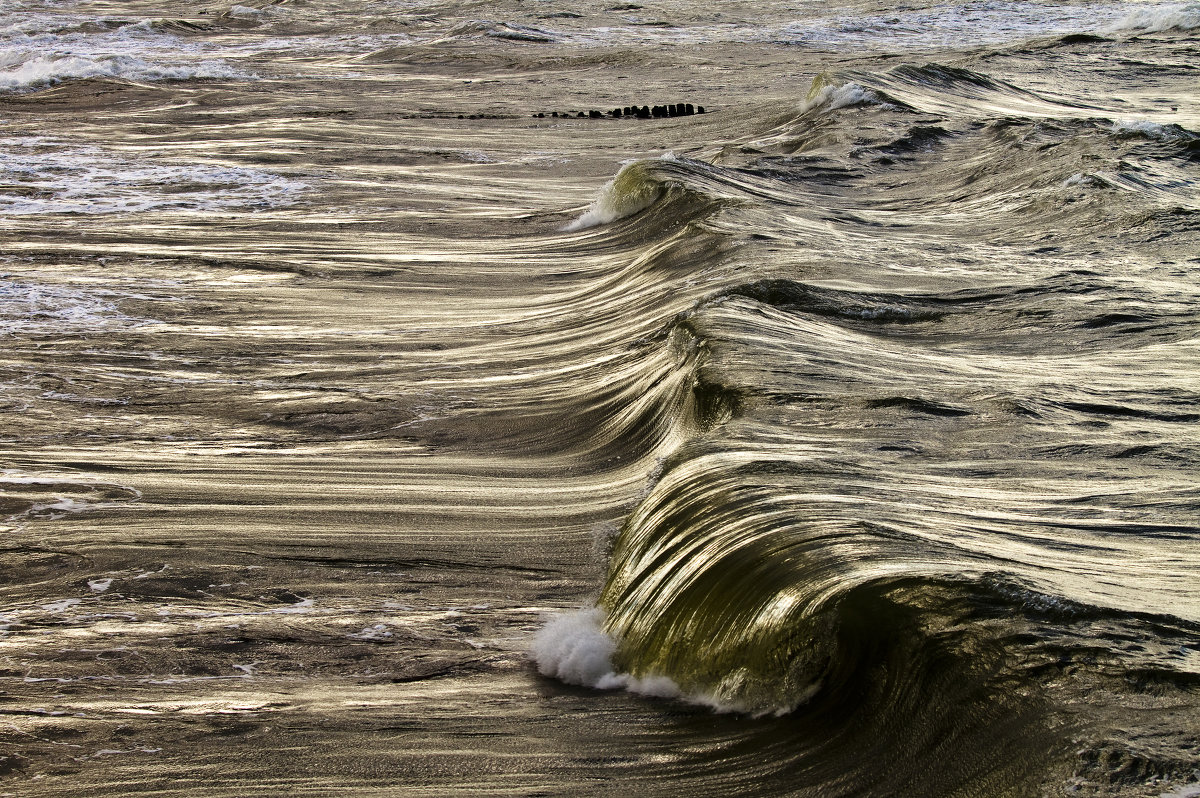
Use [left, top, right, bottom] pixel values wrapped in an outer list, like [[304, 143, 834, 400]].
[[1160, 785, 1200, 798], [1105, 2, 1200, 32], [0, 7, 245, 93], [0, 138, 308, 215], [531, 608, 816, 715], [228, 4, 268, 19], [803, 80, 890, 113], [1112, 119, 1198, 141], [0, 51, 240, 92], [1063, 172, 1105, 188], [531, 608, 681, 698], [0, 278, 152, 336]]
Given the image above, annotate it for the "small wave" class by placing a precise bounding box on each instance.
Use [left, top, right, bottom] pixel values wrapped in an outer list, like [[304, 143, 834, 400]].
[[430, 20, 559, 45], [227, 5, 268, 21], [1104, 3, 1200, 33], [1111, 119, 1199, 142], [850, 62, 1103, 117], [0, 51, 241, 93], [1063, 171, 1110, 189], [487, 22, 558, 42], [562, 156, 675, 231], [802, 75, 895, 114]]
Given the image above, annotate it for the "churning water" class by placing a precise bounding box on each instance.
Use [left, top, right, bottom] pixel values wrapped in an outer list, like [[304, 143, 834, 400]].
[[1, 1, 1198, 795]]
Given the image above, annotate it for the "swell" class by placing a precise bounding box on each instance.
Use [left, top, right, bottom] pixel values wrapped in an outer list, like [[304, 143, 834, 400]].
[[750, 70, 1195, 222], [581, 283, 1200, 790], [535, 49, 1200, 794]]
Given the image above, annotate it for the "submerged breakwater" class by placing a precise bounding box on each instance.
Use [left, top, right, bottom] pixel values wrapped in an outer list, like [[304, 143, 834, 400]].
[[1, 1, 1198, 795]]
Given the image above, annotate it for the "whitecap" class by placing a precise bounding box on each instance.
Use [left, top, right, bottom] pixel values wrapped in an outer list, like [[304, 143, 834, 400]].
[[531, 607, 682, 698], [0, 52, 240, 93], [1160, 785, 1200, 798], [349, 623, 394, 641], [1104, 2, 1200, 33], [1111, 119, 1197, 142], [228, 5, 265, 19], [803, 80, 894, 114], [0, 138, 308, 215]]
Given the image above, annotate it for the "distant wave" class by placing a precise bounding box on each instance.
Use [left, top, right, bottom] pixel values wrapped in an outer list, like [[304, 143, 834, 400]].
[[0, 51, 241, 92], [1104, 2, 1200, 32]]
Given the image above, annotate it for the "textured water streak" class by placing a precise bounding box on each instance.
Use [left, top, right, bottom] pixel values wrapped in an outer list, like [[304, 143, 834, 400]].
[[2, 1, 1199, 796]]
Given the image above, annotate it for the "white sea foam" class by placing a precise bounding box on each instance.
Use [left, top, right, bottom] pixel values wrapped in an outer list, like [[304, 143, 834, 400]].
[[1065, 172, 1092, 187], [228, 5, 265, 18], [0, 138, 308, 215], [0, 7, 246, 94], [0, 278, 153, 336], [1105, 2, 1200, 32], [1160, 785, 1200, 798], [803, 81, 889, 113], [349, 623, 394, 641], [0, 52, 240, 92], [532, 607, 824, 716], [0, 469, 143, 528], [40, 598, 82, 613], [1112, 119, 1197, 141], [531, 607, 682, 698]]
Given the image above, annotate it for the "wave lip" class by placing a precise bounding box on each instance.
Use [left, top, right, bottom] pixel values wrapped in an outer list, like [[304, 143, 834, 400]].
[[562, 155, 687, 231]]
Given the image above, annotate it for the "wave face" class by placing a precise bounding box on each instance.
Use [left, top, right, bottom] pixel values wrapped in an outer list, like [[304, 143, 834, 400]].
[[551, 54, 1200, 797], [1, 1, 1198, 797]]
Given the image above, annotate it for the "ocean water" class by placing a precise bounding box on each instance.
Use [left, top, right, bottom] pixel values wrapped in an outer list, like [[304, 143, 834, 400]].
[[1, 0, 1198, 795]]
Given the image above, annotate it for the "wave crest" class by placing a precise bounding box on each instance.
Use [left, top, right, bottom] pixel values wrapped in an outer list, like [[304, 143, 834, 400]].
[[0, 51, 240, 93], [563, 158, 674, 231], [803, 75, 894, 113], [1105, 3, 1200, 33]]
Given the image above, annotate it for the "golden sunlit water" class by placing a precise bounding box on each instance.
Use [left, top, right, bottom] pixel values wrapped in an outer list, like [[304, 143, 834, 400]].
[[2, 1, 1199, 795]]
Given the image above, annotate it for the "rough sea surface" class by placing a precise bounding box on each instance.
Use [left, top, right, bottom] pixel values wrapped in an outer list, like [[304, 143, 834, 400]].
[[1, 1, 1199, 795]]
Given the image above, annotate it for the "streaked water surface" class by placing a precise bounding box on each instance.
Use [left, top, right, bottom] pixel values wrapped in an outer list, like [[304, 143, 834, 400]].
[[2, 1, 1199, 795]]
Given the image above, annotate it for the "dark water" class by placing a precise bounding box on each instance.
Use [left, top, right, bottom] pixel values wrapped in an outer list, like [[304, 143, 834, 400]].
[[2, 1, 1199, 795]]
